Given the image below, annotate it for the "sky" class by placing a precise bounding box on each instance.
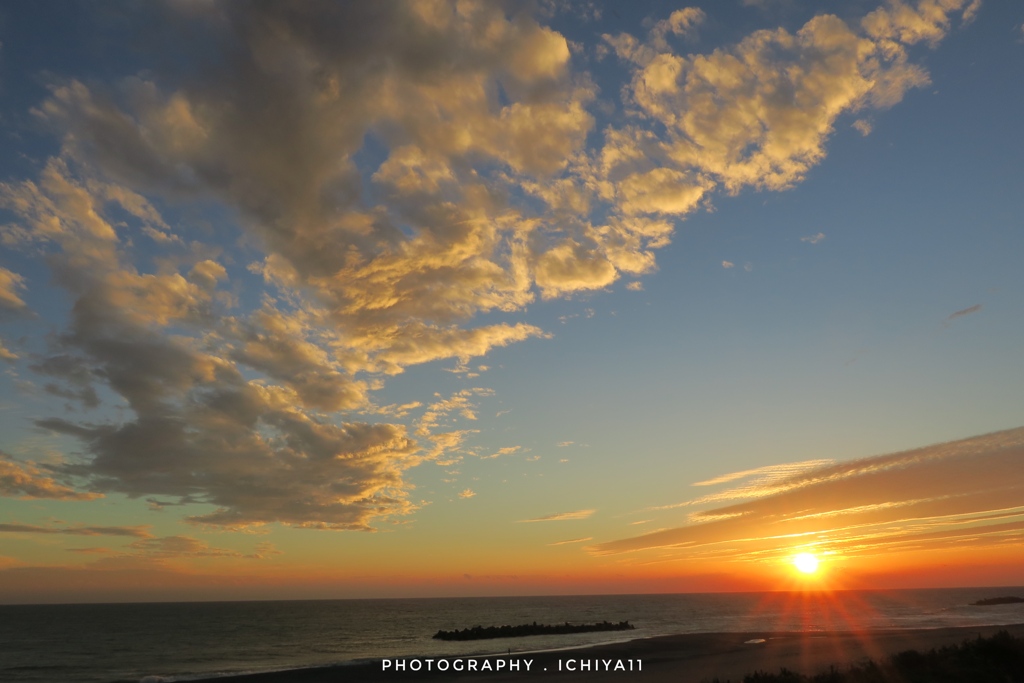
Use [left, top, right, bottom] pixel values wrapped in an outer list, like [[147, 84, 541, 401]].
[[1, 0, 1023, 604]]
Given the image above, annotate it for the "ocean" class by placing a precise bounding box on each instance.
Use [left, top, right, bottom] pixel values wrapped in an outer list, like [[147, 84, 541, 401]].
[[2, 587, 1023, 683]]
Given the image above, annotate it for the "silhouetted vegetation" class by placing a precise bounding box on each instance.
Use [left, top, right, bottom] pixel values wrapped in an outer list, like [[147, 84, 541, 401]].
[[972, 596, 1024, 605], [432, 620, 635, 640], [706, 630, 1024, 683]]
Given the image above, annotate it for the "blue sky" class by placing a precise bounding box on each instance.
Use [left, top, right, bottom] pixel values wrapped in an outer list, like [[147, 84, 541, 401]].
[[1, 0, 1023, 600]]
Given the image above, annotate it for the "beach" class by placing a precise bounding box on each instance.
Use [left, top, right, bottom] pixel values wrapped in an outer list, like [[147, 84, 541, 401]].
[[209, 622, 1024, 683]]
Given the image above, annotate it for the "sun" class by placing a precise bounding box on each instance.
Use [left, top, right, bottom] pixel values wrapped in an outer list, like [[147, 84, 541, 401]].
[[793, 552, 819, 574]]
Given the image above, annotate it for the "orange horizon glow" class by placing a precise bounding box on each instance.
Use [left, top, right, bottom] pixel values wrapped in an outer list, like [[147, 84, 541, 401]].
[[5, 539, 1024, 604]]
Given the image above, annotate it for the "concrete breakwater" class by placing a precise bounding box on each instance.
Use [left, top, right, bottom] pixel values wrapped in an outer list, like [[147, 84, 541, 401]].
[[433, 620, 635, 641]]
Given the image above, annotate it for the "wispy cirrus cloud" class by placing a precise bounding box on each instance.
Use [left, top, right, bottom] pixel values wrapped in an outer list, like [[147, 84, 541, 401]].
[[692, 460, 835, 487], [547, 537, 593, 546], [66, 547, 114, 555], [65, 537, 281, 567], [0, 523, 151, 537], [123, 536, 278, 560], [520, 509, 596, 523], [591, 427, 1024, 561], [651, 459, 835, 510]]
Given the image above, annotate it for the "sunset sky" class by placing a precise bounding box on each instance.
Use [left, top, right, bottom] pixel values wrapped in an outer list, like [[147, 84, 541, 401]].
[[1, 0, 1023, 603]]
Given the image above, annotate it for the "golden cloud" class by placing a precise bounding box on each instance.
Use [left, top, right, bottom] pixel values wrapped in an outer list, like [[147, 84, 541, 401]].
[[591, 427, 1024, 562], [0, 0, 981, 533], [520, 509, 596, 522]]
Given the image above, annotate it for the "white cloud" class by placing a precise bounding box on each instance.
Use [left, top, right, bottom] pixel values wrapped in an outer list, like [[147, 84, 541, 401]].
[[519, 509, 596, 522], [649, 8, 707, 55], [602, 1, 975, 207], [481, 446, 522, 460], [852, 119, 873, 136], [962, 0, 982, 24], [862, 0, 976, 47]]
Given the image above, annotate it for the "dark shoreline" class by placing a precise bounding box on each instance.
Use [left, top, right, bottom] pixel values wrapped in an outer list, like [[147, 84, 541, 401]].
[[197, 622, 1024, 683]]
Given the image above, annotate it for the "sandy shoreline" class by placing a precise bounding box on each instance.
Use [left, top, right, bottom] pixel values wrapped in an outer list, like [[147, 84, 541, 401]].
[[205, 622, 1024, 683]]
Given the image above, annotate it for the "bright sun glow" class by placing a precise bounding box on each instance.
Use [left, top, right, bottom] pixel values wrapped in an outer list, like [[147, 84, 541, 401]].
[[793, 553, 819, 574]]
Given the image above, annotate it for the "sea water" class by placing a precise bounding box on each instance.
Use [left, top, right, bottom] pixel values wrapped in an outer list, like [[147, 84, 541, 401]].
[[2, 587, 1023, 683]]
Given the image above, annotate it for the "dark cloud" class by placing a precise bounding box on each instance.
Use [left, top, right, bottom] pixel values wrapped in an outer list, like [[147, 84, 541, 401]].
[[31, 354, 101, 409], [2, 159, 425, 529], [0, 2, 584, 530], [947, 304, 982, 321]]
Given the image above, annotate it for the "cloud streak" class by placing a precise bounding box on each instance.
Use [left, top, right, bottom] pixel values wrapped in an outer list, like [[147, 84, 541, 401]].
[[520, 509, 596, 522], [547, 537, 593, 546], [0, 523, 151, 537], [653, 459, 835, 510], [592, 427, 1024, 563]]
